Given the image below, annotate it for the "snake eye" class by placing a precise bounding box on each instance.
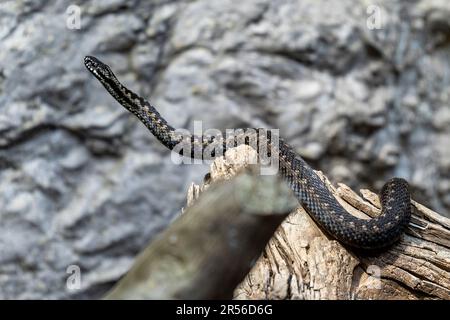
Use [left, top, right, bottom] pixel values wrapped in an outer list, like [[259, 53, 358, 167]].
[[101, 65, 113, 79]]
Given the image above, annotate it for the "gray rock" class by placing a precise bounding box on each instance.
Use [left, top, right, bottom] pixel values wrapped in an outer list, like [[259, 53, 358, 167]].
[[0, 0, 449, 299]]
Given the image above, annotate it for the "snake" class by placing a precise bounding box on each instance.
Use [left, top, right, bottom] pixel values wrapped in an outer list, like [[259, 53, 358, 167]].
[[84, 55, 411, 250]]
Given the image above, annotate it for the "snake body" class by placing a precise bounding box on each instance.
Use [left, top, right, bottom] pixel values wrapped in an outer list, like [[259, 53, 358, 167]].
[[84, 56, 411, 249]]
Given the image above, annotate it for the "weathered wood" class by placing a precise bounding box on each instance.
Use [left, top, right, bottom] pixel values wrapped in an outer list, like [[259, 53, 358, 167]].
[[104, 163, 298, 299], [186, 145, 450, 300]]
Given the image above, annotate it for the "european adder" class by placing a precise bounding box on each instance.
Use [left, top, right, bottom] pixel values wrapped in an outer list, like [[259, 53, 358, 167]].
[[84, 55, 411, 250]]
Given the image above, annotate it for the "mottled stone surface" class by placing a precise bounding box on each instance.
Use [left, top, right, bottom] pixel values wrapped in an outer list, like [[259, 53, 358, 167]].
[[0, 0, 449, 299]]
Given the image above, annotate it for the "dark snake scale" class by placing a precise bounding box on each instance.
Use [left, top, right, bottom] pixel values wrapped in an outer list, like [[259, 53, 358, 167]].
[[84, 56, 411, 250]]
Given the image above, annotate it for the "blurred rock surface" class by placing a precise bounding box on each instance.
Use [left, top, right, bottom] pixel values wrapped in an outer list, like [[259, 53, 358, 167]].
[[0, 0, 449, 299]]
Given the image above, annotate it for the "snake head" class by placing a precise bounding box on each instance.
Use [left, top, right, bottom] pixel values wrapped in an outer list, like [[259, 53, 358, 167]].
[[84, 56, 116, 82]]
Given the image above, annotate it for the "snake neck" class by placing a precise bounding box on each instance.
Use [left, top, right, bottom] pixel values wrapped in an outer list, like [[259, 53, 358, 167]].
[[99, 74, 279, 160], [99, 75, 184, 150]]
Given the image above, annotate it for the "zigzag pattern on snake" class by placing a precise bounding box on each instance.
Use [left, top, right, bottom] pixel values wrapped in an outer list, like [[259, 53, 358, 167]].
[[84, 55, 411, 249]]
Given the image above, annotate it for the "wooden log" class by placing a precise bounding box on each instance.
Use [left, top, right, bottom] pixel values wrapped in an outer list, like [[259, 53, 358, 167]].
[[185, 145, 450, 300], [104, 163, 298, 299]]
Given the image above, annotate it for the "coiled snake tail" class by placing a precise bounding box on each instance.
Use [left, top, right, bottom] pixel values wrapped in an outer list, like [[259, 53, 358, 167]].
[[84, 56, 411, 250]]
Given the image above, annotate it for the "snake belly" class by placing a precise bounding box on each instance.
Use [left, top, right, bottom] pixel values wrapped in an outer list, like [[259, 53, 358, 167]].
[[84, 55, 411, 250]]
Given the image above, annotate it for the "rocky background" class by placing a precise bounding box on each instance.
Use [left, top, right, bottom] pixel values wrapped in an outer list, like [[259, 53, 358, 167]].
[[0, 0, 449, 299]]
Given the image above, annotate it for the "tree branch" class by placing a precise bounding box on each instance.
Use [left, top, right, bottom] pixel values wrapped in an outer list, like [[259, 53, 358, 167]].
[[104, 163, 297, 299]]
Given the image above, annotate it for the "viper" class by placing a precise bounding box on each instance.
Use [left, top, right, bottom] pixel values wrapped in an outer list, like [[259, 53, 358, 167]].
[[84, 55, 411, 250]]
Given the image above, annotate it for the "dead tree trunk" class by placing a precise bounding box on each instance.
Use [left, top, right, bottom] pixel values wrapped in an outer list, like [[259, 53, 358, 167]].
[[106, 145, 450, 300], [186, 146, 450, 300]]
